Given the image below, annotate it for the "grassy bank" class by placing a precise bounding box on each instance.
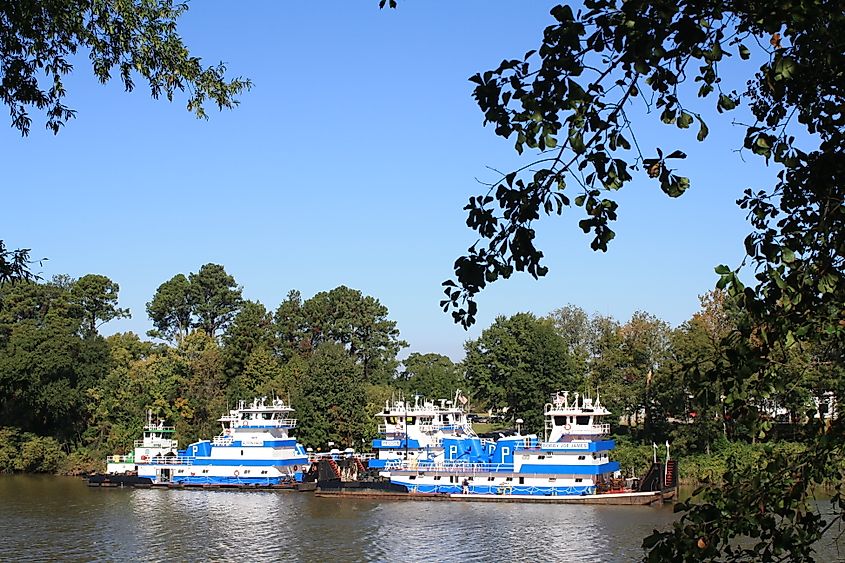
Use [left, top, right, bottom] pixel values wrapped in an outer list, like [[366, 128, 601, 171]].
[[613, 437, 807, 485]]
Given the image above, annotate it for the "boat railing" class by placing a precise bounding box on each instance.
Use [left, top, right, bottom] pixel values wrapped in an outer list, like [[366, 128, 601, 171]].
[[107, 455, 133, 463], [308, 452, 377, 462], [139, 455, 195, 465], [384, 460, 516, 473], [212, 435, 234, 446], [588, 424, 611, 435], [233, 418, 297, 428], [144, 425, 176, 432], [133, 439, 179, 449]]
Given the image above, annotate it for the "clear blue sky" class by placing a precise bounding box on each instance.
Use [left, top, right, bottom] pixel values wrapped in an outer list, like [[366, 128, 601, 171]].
[[1, 1, 774, 360]]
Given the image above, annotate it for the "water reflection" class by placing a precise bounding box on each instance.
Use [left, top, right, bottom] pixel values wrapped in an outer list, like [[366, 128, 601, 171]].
[[0, 476, 694, 562]]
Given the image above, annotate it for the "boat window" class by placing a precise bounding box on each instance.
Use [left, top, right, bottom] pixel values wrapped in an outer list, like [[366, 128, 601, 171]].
[[506, 477, 513, 481], [578, 455, 585, 460], [518, 477, 524, 484], [409, 475, 416, 480], [576, 416, 590, 425], [488, 477, 495, 481], [549, 478, 556, 482], [406, 416, 416, 424], [434, 476, 441, 481], [554, 415, 566, 426], [263, 413, 272, 420], [575, 478, 583, 482], [386, 416, 397, 424]]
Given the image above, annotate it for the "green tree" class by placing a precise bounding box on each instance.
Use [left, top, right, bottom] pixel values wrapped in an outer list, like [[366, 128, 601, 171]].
[[547, 304, 593, 378], [0, 241, 37, 284], [70, 274, 130, 336], [222, 300, 275, 380], [274, 290, 310, 360], [0, 0, 249, 136], [0, 279, 110, 442], [228, 347, 285, 403], [464, 312, 578, 433], [189, 263, 243, 338], [295, 343, 369, 450], [146, 274, 193, 342], [173, 331, 227, 444], [279, 286, 407, 383], [396, 352, 466, 400]]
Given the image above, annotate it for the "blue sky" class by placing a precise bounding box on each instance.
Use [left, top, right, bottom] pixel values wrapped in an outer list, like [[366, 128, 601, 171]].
[[1, 1, 774, 360]]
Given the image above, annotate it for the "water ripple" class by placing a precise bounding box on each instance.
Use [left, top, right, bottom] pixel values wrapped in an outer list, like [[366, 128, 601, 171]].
[[0, 476, 686, 562]]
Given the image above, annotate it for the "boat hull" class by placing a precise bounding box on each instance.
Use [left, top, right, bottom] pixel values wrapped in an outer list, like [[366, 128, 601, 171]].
[[314, 488, 673, 505]]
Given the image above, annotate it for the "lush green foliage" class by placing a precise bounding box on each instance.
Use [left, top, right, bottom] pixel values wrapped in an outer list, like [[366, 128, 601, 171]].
[[395, 353, 468, 401], [0, 240, 37, 283], [464, 312, 578, 433], [0, 0, 250, 135], [2, 269, 842, 563], [146, 264, 243, 341]]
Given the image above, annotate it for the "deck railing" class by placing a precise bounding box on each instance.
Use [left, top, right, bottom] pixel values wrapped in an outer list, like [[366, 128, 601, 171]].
[[384, 460, 516, 473], [133, 439, 179, 448], [234, 418, 297, 428], [139, 455, 195, 465], [308, 452, 377, 463]]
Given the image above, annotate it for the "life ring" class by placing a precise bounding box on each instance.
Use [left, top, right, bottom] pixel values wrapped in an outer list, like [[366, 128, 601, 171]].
[[292, 465, 299, 472], [564, 424, 571, 430], [140, 455, 149, 461], [233, 470, 240, 477]]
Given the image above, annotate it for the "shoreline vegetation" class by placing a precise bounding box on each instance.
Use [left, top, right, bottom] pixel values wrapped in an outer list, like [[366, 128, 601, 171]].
[[0, 268, 836, 496], [0, 424, 811, 489]]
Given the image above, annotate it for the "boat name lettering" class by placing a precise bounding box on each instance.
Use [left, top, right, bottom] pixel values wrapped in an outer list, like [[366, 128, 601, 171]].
[[543, 442, 589, 449], [242, 439, 263, 446], [381, 440, 401, 447]]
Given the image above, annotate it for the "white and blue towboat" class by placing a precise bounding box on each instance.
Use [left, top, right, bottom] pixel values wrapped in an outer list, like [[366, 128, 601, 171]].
[[92, 397, 309, 488], [368, 390, 475, 470], [374, 391, 676, 504]]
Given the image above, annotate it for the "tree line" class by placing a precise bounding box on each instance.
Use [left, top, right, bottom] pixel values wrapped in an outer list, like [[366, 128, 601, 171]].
[[0, 263, 836, 476]]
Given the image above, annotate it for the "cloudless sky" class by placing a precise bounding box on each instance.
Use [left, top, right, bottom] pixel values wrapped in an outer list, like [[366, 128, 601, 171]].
[[1, 1, 776, 360]]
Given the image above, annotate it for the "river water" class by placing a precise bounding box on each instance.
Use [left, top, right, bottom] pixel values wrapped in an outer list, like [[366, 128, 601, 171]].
[[0, 475, 684, 562]]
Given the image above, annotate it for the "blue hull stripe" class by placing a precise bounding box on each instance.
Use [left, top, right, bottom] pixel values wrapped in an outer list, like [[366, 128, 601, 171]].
[[518, 461, 620, 475], [149, 457, 308, 467], [225, 439, 298, 448], [393, 482, 596, 496]]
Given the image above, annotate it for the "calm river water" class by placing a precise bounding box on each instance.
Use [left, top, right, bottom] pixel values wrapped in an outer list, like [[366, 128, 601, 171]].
[[0, 475, 683, 562]]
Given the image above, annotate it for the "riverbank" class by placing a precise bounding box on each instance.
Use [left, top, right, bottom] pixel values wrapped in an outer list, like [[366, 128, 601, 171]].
[[0, 424, 812, 488]]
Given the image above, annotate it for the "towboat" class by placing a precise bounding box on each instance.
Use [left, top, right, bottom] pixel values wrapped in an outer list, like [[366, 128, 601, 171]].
[[368, 390, 475, 470], [88, 412, 180, 487], [90, 397, 309, 488], [316, 391, 677, 505]]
